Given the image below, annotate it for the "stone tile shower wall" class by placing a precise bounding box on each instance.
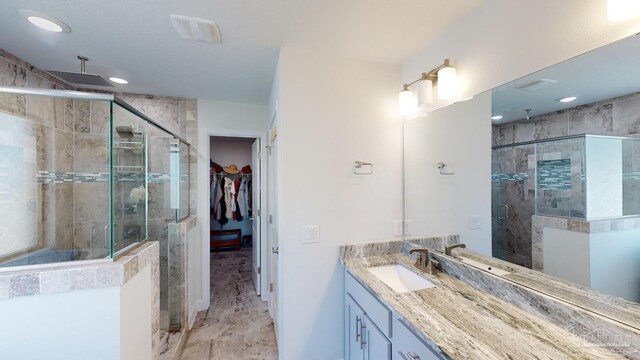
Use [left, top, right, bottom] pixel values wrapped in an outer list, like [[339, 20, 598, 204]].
[[0, 50, 83, 261], [492, 91, 640, 268]]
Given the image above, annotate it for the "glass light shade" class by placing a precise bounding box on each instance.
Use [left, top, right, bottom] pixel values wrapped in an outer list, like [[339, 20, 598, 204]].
[[416, 79, 433, 106], [398, 89, 417, 116], [437, 66, 457, 100], [607, 0, 640, 21]]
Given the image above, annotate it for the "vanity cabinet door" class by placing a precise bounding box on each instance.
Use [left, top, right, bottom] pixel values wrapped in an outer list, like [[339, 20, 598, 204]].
[[346, 294, 366, 360], [392, 317, 442, 360], [363, 314, 391, 360]]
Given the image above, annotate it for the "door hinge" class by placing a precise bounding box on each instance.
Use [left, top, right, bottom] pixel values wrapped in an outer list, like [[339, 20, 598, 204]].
[[257, 209, 261, 217], [269, 214, 273, 224], [258, 267, 261, 274], [270, 283, 273, 292], [267, 145, 272, 155]]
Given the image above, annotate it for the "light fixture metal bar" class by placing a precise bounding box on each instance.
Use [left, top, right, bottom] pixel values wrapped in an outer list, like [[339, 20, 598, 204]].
[[402, 58, 450, 89]]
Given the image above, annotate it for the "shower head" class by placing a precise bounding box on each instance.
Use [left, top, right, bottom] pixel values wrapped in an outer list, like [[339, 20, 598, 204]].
[[48, 56, 113, 87]]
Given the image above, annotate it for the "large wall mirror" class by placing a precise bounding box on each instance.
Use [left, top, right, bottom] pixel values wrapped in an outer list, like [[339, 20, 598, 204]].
[[404, 33, 640, 329]]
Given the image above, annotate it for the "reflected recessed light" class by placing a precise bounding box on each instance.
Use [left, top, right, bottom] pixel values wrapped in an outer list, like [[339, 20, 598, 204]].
[[109, 77, 129, 85], [559, 96, 577, 103], [20, 10, 70, 33], [491, 115, 503, 121]]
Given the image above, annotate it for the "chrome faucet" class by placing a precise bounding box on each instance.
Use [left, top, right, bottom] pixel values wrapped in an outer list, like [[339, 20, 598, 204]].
[[445, 243, 466, 256], [409, 248, 440, 275]]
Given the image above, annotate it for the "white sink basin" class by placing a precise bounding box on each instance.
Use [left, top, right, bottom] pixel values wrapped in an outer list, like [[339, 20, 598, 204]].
[[367, 264, 436, 293], [458, 257, 511, 276]]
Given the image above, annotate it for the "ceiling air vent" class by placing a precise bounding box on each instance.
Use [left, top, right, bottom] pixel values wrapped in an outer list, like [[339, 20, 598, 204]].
[[515, 78, 557, 91], [170, 15, 221, 43]]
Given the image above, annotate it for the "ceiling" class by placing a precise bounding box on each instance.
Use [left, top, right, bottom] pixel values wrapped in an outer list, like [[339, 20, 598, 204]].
[[492, 33, 640, 124], [0, 0, 482, 104]]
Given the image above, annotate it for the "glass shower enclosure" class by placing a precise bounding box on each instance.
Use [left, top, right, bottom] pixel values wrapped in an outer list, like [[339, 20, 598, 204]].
[[492, 134, 640, 267], [0, 86, 190, 333]]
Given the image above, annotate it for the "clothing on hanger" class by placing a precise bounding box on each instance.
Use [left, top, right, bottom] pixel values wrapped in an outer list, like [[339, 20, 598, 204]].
[[217, 178, 228, 226], [224, 177, 234, 220], [238, 177, 247, 218]]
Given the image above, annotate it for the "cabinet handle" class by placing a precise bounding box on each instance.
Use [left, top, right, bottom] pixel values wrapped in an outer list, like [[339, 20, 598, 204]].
[[355, 316, 362, 342], [405, 352, 420, 360], [360, 322, 367, 349]]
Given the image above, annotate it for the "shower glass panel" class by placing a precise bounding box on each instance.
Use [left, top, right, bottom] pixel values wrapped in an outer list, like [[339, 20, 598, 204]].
[[111, 102, 148, 254], [0, 91, 116, 268], [491, 144, 535, 268], [623, 137, 640, 216], [178, 140, 190, 221], [0, 87, 172, 269], [147, 126, 187, 332]]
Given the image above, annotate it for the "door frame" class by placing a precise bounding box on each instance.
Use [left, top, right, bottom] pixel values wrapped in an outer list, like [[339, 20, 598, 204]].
[[267, 110, 280, 340], [198, 129, 269, 309]]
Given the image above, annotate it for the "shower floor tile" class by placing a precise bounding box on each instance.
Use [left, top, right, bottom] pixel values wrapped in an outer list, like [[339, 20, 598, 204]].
[[181, 249, 278, 360]]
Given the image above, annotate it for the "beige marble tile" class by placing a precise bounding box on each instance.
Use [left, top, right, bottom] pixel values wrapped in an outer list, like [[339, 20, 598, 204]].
[[74, 182, 109, 222], [244, 327, 278, 360], [69, 267, 97, 291], [40, 269, 70, 294], [10, 273, 39, 297], [0, 57, 26, 117], [90, 99, 111, 135], [74, 99, 90, 133], [0, 275, 11, 299], [53, 129, 74, 172], [26, 74, 56, 128], [74, 133, 108, 173]]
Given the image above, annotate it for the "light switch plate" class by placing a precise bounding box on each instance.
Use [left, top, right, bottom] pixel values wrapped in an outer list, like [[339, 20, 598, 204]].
[[469, 215, 481, 229], [393, 220, 403, 236], [403, 220, 411, 235], [302, 225, 320, 244]]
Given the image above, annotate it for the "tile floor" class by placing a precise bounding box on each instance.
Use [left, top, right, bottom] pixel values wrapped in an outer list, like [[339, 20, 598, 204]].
[[180, 248, 278, 360]]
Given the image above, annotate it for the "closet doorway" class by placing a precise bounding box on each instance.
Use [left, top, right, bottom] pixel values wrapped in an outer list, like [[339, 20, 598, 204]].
[[209, 136, 264, 296]]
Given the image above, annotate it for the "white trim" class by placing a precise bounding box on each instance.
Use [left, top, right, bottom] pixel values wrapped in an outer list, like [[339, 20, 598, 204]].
[[198, 128, 268, 308]]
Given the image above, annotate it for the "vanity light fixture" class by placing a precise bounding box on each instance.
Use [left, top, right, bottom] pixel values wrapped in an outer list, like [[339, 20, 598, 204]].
[[558, 96, 577, 103], [491, 115, 503, 121], [109, 77, 129, 85], [20, 10, 70, 33], [607, 0, 640, 22], [399, 59, 458, 116], [398, 85, 418, 116]]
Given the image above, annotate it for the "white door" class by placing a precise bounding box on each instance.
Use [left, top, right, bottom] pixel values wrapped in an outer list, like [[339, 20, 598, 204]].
[[251, 139, 261, 295], [268, 117, 279, 339]]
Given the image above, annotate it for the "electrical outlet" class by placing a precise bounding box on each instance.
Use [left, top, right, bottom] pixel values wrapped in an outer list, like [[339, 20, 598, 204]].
[[403, 220, 411, 235], [302, 225, 320, 244], [469, 215, 481, 229], [393, 220, 403, 236]]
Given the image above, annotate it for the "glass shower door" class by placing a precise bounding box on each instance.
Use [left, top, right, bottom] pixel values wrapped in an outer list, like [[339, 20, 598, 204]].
[[491, 149, 510, 262]]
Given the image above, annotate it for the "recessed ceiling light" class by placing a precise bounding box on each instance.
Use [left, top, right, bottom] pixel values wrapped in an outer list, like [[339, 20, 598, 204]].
[[491, 115, 503, 121], [109, 77, 129, 85], [20, 10, 70, 33], [558, 96, 577, 103]]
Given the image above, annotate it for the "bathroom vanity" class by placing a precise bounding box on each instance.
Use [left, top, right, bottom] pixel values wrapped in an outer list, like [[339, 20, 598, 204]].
[[340, 237, 640, 359]]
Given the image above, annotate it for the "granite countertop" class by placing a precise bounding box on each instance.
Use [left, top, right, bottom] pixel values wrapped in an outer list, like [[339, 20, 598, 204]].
[[344, 252, 626, 359], [451, 248, 640, 331]]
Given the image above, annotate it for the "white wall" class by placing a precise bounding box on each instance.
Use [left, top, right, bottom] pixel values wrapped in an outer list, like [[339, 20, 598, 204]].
[[196, 100, 269, 308], [275, 47, 402, 360], [210, 138, 254, 169], [586, 138, 623, 219], [404, 92, 492, 255], [120, 266, 152, 360], [402, 0, 640, 114], [544, 227, 640, 302], [0, 288, 120, 360]]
